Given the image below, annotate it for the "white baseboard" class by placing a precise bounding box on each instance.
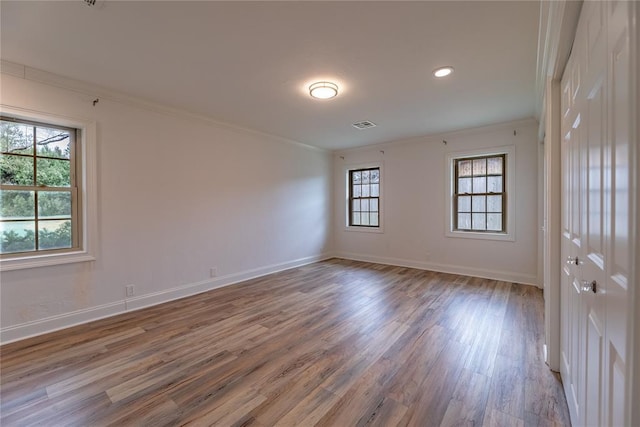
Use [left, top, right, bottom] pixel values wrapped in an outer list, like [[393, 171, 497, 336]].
[[0, 301, 125, 345], [0, 253, 332, 345], [123, 253, 332, 312], [334, 252, 540, 287]]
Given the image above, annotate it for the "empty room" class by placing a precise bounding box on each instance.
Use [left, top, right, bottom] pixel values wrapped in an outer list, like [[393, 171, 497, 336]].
[[0, 1, 637, 426]]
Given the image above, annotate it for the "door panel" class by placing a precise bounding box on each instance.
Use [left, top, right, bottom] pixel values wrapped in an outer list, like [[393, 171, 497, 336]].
[[608, 343, 625, 427], [585, 311, 603, 424]]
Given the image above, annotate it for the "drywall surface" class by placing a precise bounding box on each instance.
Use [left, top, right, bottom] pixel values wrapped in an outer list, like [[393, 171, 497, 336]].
[[333, 119, 540, 285], [0, 71, 333, 342]]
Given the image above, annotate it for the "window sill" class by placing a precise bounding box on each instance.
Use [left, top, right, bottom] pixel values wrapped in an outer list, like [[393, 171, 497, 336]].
[[0, 250, 96, 271], [344, 226, 384, 234], [446, 230, 514, 242]]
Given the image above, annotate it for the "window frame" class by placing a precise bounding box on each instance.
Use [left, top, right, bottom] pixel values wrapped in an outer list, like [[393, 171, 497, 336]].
[[0, 105, 97, 271], [453, 153, 506, 233], [344, 162, 383, 233], [446, 146, 515, 241], [1, 116, 81, 255]]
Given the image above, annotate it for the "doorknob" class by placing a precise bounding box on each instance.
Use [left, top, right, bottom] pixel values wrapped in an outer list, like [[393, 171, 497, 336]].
[[581, 280, 597, 293], [566, 256, 580, 265]]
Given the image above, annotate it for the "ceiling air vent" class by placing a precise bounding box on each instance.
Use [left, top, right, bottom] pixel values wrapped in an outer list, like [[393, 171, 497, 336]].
[[352, 121, 377, 130]]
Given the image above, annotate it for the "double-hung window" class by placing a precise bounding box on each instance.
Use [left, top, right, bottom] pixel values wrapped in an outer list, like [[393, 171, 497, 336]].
[[447, 146, 514, 241], [453, 154, 506, 233], [0, 117, 80, 256], [349, 167, 380, 227]]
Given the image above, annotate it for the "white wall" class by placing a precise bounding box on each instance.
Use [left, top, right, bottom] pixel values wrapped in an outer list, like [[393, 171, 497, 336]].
[[0, 70, 333, 343], [333, 119, 540, 285]]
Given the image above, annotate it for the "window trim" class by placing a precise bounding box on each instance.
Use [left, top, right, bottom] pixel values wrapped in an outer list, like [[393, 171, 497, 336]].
[[344, 161, 384, 233], [0, 105, 97, 271], [445, 146, 515, 242]]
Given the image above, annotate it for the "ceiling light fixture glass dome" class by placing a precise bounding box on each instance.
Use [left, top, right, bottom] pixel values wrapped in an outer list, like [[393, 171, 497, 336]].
[[309, 81, 338, 99]]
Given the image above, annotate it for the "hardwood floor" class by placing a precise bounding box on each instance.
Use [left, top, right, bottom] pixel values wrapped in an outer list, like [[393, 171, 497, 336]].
[[0, 259, 571, 426]]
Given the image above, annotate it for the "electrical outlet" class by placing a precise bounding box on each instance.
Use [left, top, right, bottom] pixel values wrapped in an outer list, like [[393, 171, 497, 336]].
[[210, 267, 218, 278], [125, 285, 135, 297]]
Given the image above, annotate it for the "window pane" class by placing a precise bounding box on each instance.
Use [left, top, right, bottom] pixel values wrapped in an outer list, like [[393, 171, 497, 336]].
[[370, 184, 379, 197], [38, 219, 72, 250], [487, 214, 503, 231], [0, 190, 35, 220], [472, 213, 486, 230], [370, 212, 379, 226], [352, 184, 361, 197], [362, 170, 370, 184], [38, 191, 72, 219], [36, 127, 71, 159], [1, 121, 34, 154], [487, 176, 503, 193], [472, 196, 486, 212], [352, 212, 361, 225], [458, 178, 472, 194], [361, 199, 370, 212], [458, 196, 471, 212], [488, 156, 503, 174], [361, 184, 370, 197], [458, 160, 472, 177], [361, 212, 370, 225], [370, 169, 379, 183], [473, 158, 486, 175], [352, 199, 361, 211], [352, 171, 361, 183], [0, 220, 36, 253], [370, 198, 378, 212], [458, 213, 471, 229], [1, 154, 34, 185], [472, 177, 486, 193], [487, 195, 502, 213], [36, 158, 70, 187]]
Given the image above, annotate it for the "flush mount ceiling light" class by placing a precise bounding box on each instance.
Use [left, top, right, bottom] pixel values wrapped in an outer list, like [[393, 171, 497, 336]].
[[433, 66, 454, 78], [309, 81, 338, 99]]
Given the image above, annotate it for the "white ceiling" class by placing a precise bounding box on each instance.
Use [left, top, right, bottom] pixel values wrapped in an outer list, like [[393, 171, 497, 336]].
[[1, 1, 540, 150]]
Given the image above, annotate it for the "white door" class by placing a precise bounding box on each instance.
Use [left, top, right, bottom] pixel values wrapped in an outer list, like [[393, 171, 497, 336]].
[[559, 1, 633, 426], [579, 3, 607, 425]]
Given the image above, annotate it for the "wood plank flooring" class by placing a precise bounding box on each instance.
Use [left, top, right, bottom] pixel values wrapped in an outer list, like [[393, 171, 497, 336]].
[[0, 259, 571, 426]]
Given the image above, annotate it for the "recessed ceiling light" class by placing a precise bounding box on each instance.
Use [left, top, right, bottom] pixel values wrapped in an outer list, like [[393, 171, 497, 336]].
[[433, 66, 454, 78], [309, 81, 338, 99]]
